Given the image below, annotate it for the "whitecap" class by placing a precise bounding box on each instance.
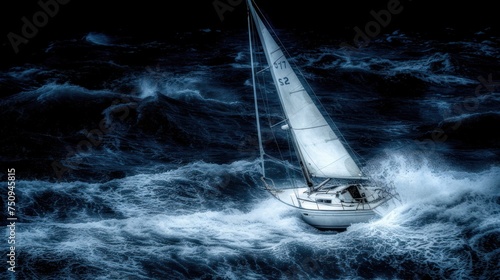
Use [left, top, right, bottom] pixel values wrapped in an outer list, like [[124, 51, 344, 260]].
[[14, 82, 117, 102], [85, 32, 114, 46]]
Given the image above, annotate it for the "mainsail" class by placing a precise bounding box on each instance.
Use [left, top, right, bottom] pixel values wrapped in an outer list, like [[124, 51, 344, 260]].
[[248, 1, 364, 179]]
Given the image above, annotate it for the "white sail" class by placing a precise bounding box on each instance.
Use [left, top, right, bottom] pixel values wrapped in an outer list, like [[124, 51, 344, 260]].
[[248, 2, 364, 179]]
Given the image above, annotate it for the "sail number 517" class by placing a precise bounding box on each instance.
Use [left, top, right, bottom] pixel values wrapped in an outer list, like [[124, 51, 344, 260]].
[[274, 61, 286, 69]]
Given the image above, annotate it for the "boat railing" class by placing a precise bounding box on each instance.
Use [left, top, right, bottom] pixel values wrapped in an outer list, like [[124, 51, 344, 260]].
[[292, 195, 365, 210], [340, 184, 398, 210], [280, 182, 401, 211]]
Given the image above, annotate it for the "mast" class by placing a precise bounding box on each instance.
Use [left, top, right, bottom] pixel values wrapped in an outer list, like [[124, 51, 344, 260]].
[[248, 3, 265, 177], [247, 0, 313, 190]]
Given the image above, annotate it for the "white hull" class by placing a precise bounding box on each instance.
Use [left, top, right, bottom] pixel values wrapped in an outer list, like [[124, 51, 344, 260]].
[[300, 208, 376, 229], [264, 183, 396, 229]]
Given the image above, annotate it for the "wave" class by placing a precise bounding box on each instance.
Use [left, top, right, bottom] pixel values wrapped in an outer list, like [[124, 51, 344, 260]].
[[447, 39, 500, 58], [17, 197, 297, 279], [6, 66, 50, 80], [361, 152, 500, 278], [370, 152, 500, 202], [234, 51, 247, 62], [328, 51, 474, 86], [137, 71, 240, 105], [298, 38, 480, 90], [0, 65, 66, 98], [0, 74, 32, 99], [18, 160, 262, 222], [138, 76, 204, 101], [23, 83, 117, 102], [13, 155, 500, 279]]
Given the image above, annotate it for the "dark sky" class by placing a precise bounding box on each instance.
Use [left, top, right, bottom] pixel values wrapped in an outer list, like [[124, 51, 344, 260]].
[[1, 0, 498, 65]]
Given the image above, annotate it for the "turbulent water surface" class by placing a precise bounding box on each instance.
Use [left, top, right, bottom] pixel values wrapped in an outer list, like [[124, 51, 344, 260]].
[[1, 8, 500, 280]]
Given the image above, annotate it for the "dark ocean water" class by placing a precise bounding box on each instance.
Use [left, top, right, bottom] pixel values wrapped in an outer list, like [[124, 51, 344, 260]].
[[1, 5, 500, 279]]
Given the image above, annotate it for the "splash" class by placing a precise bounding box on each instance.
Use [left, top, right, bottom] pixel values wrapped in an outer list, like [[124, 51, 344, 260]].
[[370, 152, 499, 203]]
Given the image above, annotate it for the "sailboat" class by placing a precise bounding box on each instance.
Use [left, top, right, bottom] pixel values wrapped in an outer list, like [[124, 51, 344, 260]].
[[247, 0, 399, 229]]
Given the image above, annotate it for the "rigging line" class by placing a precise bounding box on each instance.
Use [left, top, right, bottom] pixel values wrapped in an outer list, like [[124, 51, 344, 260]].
[[263, 153, 302, 172], [260, 76, 294, 171], [248, 5, 265, 176], [253, 26, 273, 137], [259, 79, 288, 165], [256, 66, 270, 75], [251, 25, 271, 120], [269, 118, 288, 128], [252, 35, 287, 164], [251, 25, 288, 169], [272, 54, 286, 64]]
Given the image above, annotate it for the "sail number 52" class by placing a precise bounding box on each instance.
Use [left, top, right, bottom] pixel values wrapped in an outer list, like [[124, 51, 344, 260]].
[[278, 77, 290, 86]]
